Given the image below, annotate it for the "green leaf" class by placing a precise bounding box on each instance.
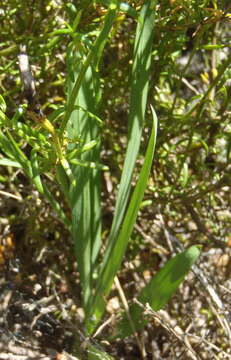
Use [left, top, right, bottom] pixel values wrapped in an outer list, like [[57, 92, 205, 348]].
[[4, 130, 33, 178], [30, 149, 44, 194], [67, 45, 102, 309], [106, 0, 156, 258], [87, 344, 115, 360], [55, 163, 71, 202], [0, 95, 6, 113], [66, 1, 120, 312], [200, 44, 230, 50], [116, 245, 201, 338], [0, 157, 22, 168], [61, 3, 119, 133], [86, 0, 157, 331], [0, 109, 8, 123], [88, 107, 158, 331]]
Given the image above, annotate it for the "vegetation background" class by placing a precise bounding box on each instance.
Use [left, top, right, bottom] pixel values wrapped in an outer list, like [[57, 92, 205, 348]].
[[0, 0, 231, 359]]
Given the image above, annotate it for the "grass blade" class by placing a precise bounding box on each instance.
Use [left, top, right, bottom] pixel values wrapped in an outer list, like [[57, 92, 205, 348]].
[[88, 107, 158, 330], [67, 58, 101, 307], [65, 2, 119, 310], [106, 0, 156, 255], [0, 157, 21, 167], [116, 245, 201, 338], [61, 2, 119, 133]]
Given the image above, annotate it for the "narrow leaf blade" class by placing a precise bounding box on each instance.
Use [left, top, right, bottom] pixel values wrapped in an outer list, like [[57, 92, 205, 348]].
[[116, 245, 201, 338], [107, 0, 156, 258], [88, 108, 158, 330]]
